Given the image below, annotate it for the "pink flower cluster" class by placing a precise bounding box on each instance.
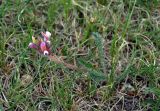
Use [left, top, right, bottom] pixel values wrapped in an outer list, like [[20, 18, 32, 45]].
[[28, 31, 51, 55]]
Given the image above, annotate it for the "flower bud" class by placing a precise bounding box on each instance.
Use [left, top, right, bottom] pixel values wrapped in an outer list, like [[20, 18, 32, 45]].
[[40, 42, 47, 52], [43, 50, 49, 55], [46, 31, 51, 38]]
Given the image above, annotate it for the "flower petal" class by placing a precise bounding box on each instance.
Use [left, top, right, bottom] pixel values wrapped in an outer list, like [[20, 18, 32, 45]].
[[28, 43, 38, 49]]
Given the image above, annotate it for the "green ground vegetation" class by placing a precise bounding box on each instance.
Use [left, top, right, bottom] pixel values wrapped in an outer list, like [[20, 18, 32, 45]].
[[0, 0, 160, 110]]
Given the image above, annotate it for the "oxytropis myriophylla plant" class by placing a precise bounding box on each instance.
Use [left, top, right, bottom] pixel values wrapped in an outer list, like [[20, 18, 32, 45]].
[[29, 31, 51, 55], [28, 31, 77, 69]]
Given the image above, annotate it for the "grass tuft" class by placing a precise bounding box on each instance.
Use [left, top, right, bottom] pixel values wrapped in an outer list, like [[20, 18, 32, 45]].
[[1, 0, 160, 110]]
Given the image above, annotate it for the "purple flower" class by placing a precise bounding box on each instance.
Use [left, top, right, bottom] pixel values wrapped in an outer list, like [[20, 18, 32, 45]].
[[28, 43, 38, 50]]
